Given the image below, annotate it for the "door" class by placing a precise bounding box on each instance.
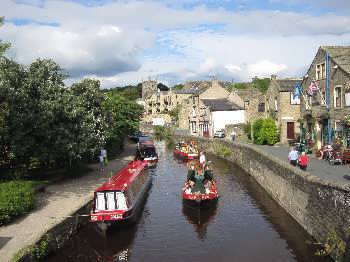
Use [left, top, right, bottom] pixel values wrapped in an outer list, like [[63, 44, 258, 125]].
[[287, 122, 295, 140]]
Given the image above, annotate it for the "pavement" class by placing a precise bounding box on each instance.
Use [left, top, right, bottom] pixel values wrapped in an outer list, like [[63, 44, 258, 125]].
[[245, 142, 350, 185], [0, 142, 135, 262]]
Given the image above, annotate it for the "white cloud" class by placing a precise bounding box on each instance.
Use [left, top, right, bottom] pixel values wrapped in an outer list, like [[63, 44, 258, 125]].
[[1, 0, 350, 87], [248, 60, 287, 77]]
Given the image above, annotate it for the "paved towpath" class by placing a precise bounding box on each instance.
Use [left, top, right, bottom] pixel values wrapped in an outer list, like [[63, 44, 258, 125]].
[[0, 142, 135, 262], [243, 142, 350, 185]]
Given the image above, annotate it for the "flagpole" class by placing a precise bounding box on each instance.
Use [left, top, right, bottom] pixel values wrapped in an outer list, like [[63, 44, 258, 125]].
[[326, 52, 331, 144]]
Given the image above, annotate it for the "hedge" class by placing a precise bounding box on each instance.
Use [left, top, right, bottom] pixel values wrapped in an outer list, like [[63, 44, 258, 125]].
[[0, 181, 35, 225]]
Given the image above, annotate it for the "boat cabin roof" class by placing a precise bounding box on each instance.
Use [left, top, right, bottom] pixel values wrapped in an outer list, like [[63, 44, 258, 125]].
[[140, 140, 154, 147], [95, 160, 147, 192]]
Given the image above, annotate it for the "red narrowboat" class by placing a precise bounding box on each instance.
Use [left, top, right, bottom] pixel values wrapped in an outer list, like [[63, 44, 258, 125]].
[[136, 140, 158, 167], [90, 160, 152, 230], [173, 142, 198, 160]]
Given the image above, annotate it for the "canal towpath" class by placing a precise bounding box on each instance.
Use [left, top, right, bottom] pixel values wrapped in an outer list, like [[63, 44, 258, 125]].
[[0, 142, 135, 262], [245, 142, 350, 185]]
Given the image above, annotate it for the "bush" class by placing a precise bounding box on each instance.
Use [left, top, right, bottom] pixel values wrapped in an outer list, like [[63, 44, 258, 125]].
[[153, 126, 172, 141], [214, 144, 232, 158], [0, 181, 35, 225], [252, 118, 279, 145], [243, 122, 251, 139]]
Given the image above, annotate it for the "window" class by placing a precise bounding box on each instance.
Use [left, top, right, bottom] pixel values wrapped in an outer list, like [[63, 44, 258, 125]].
[[258, 103, 265, 112], [191, 121, 197, 133], [316, 62, 326, 80], [345, 92, 350, 106], [244, 100, 250, 109], [334, 86, 342, 108], [290, 92, 300, 105], [274, 97, 278, 111]]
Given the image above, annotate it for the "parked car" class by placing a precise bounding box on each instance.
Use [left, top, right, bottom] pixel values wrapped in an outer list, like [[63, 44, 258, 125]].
[[213, 129, 225, 138], [129, 131, 147, 142]]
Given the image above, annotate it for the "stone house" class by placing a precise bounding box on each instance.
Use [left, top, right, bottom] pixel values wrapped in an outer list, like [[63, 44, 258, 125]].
[[142, 80, 194, 124], [300, 46, 350, 149], [178, 80, 245, 137], [232, 87, 266, 123], [266, 75, 302, 144]]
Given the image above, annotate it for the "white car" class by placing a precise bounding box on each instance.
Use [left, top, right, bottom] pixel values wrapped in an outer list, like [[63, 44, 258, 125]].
[[213, 130, 225, 138]]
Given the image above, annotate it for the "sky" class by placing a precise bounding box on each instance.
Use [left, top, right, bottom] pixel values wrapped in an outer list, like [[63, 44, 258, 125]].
[[1, 0, 350, 88]]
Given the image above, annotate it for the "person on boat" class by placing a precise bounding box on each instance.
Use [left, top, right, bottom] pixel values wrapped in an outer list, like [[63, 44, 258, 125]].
[[199, 151, 206, 167], [288, 147, 298, 166], [191, 163, 206, 194]]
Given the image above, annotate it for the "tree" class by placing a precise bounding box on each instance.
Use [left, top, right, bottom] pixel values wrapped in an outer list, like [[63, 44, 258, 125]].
[[103, 93, 143, 155], [252, 118, 278, 145], [0, 17, 10, 56], [252, 78, 270, 93]]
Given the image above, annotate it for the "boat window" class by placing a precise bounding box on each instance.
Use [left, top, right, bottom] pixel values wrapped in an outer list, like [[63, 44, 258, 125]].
[[106, 191, 116, 211], [95, 192, 106, 211], [142, 147, 156, 157], [116, 192, 128, 210]]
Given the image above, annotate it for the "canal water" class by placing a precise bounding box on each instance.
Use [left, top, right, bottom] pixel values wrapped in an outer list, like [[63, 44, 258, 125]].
[[47, 142, 330, 262]]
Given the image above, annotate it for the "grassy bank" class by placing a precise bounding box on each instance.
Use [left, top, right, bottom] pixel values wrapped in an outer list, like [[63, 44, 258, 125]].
[[0, 181, 36, 225]]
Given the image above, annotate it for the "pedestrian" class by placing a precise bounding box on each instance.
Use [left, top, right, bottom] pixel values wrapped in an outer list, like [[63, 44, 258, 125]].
[[101, 148, 108, 166], [288, 147, 299, 166], [199, 151, 206, 167], [230, 129, 236, 142], [298, 151, 309, 171], [99, 154, 105, 172]]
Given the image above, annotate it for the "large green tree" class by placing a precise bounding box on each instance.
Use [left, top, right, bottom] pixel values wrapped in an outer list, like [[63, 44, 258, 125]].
[[0, 17, 10, 56], [103, 93, 143, 155]]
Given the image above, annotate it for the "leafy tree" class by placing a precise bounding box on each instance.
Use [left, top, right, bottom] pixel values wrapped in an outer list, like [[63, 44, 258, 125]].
[[252, 78, 270, 93], [0, 17, 10, 56], [172, 84, 184, 91], [103, 93, 143, 155], [169, 105, 180, 122], [106, 83, 142, 100]]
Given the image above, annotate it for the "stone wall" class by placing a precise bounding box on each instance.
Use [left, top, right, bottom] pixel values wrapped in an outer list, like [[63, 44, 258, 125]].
[[177, 135, 350, 260]]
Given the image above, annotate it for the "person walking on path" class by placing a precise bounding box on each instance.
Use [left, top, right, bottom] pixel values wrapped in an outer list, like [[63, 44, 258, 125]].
[[298, 152, 309, 170], [101, 148, 108, 166], [230, 130, 236, 142], [288, 147, 299, 166], [99, 154, 105, 172]]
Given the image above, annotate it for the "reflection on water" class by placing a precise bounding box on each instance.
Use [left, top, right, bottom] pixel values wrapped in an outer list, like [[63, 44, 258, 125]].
[[47, 142, 331, 262], [182, 205, 218, 241]]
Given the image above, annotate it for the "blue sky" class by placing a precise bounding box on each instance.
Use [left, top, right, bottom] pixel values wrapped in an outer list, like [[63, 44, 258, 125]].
[[1, 0, 350, 87]]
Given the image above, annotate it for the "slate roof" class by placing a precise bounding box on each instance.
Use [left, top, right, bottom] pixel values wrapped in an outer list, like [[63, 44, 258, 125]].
[[201, 99, 243, 111], [175, 88, 201, 94], [322, 46, 350, 75], [275, 79, 301, 92]]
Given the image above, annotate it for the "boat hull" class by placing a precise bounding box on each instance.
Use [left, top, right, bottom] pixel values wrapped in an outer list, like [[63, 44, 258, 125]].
[[182, 182, 219, 209], [173, 149, 198, 160]]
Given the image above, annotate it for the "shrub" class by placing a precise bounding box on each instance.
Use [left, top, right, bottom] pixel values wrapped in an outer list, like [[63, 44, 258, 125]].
[[214, 144, 232, 158], [252, 118, 279, 145], [153, 126, 172, 141], [243, 122, 251, 139], [0, 181, 35, 225]]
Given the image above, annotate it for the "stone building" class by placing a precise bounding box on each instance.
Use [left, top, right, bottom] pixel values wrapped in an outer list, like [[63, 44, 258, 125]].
[[300, 46, 350, 149], [232, 87, 266, 123], [266, 75, 302, 144], [142, 80, 196, 124], [178, 80, 245, 137]]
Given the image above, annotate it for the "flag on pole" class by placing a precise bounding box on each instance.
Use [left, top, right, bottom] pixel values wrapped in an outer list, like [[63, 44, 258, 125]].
[[307, 81, 319, 96], [293, 83, 302, 99]]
